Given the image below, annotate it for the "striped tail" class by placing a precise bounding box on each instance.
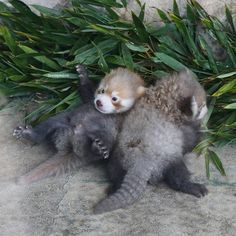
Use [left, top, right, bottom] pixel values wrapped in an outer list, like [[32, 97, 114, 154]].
[[94, 160, 153, 214]]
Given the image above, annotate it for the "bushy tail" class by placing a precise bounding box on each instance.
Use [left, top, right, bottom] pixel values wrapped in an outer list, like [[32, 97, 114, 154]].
[[17, 153, 82, 184], [94, 160, 153, 214]]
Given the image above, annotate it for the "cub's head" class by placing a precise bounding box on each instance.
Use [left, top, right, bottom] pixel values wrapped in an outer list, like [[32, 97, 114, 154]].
[[94, 68, 146, 114]]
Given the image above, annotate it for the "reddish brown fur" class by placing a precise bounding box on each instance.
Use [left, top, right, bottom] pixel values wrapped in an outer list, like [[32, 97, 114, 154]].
[[96, 67, 145, 100]]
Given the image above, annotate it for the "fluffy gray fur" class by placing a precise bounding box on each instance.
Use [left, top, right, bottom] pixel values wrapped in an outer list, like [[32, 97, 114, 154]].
[[94, 71, 208, 214], [13, 65, 122, 184]]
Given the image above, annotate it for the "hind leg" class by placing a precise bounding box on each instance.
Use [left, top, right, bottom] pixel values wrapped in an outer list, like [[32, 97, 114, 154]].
[[163, 160, 208, 197], [13, 112, 70, 143]]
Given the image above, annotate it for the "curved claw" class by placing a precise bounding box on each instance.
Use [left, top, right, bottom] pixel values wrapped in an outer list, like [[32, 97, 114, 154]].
[[13, 125, 32, 139], [92, 138, 110, 159], [186, 183, 208, 198], [75, 64, 86, 75]]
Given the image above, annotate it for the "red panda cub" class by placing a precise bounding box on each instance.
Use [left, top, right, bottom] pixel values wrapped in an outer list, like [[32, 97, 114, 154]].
[[94, 70, 208, 214], [94, 67, 146, 114]]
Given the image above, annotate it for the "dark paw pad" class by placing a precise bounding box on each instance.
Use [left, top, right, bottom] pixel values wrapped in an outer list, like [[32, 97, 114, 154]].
[[13, 125, 32, 139], [187, 183, 208, 198], [92, 138, 109, 159]]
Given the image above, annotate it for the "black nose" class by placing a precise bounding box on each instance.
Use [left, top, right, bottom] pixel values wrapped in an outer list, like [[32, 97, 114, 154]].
[[96, 100, 102, 107]]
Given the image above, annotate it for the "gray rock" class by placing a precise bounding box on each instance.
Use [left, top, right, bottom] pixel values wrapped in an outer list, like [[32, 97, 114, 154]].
[[0, 104, 235, 236]]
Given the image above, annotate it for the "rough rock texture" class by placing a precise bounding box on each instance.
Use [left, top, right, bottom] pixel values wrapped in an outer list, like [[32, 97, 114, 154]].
[[115, 0, 236, 27], [0, 103, 236, 236], [1, 0, 235, 26]]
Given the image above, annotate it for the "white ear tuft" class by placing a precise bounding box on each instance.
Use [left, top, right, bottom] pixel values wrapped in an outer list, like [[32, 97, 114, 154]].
[[191, 96, 198, 118], [197, 105, 208, 120], [137, 86, 146, 97]]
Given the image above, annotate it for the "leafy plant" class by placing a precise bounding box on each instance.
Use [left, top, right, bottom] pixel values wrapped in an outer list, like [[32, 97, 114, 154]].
[[0, 0, 235, 177]]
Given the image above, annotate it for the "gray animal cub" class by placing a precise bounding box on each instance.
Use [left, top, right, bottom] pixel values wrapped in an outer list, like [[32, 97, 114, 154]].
[[13, 66, 145, 184], [94, 70, 208, 214]]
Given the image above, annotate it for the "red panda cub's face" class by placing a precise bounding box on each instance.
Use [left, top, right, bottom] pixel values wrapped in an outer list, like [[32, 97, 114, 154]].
[[94, 68, 146, 114]]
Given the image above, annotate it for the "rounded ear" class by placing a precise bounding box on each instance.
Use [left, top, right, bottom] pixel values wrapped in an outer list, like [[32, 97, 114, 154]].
[[137, 86, 146, 97]]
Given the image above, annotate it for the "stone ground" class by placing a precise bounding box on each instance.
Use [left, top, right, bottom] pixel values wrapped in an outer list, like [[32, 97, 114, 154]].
[[0, 101, 236, 236]]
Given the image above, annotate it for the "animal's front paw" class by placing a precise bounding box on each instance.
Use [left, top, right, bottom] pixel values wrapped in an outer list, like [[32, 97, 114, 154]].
[[92, 138, 109, 159], [13, 125, 32, 139], [186, 183, 208, 198], [75, 64, 85, 73], [76, 64, 87, 77]]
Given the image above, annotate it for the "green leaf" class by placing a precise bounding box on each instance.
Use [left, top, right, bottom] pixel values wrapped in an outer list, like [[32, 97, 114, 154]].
[[216, 71, 236, 79], [43, 72, 79, 79], [131, 12, 149, 42], [208, 150, 226, 176], [173, 0, 180, 16], [157, 9, 170, 23], [158, 36, 187, 56], [121, 43, 134, 70], [125, 43, 148, 52], [224, 103, 236, 109], [205, 149, 210, 178], [198, 35, 218, 73], [186, 3, 196, 23], [71, 39, 118, 65], [18, 45, 60, 70], [0, 2, 10, 12], [92, 42, 109, 72], [138, 3, 145, 22], [225, 6, 236, 34], [212, 19, 236, 67], [212, 79, 236, 97], [32, 5, 60, 16], [0, 26, 18, 54], [153, 53, 186, 71], [170, 13, 202, 61], [152, 70, 169, 78], [9, 0, 40, 22], [8, 75, 27, 82]]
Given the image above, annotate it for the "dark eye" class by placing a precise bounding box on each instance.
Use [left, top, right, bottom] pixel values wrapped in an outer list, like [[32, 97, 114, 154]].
[[112, 97, 118, 102], [101, 89, 105, 94]]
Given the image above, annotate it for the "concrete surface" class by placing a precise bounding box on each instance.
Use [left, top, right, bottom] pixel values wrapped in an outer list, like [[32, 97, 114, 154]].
[[0, 101, 236, 236]]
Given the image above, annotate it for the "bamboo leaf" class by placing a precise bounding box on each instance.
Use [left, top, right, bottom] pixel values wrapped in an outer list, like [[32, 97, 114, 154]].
[[43, 72, 79, 79], [216, 71, 236, 79], [198, 35, 218, 73], [208, 150, 226, 176], [157, 9, 170, 23], [18, 45, 60, 70], [153, 53, 186, 71], [212, 79, 236, 97], [0, 26, 18, 54], [125, 43, 148, 52], [224, 103, 236, 109], [121, 43, 134, 70], [225, 6, 236, 34], [205, 149, 210, 178], [9, 0, 40, 22], [173, 0, 180, 16], [131, 12, 149, 42], [32, 5, 60, 16]]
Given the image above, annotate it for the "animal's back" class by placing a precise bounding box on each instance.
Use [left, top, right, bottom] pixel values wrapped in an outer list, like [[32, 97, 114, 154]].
[[117, 98, 184, 172]]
